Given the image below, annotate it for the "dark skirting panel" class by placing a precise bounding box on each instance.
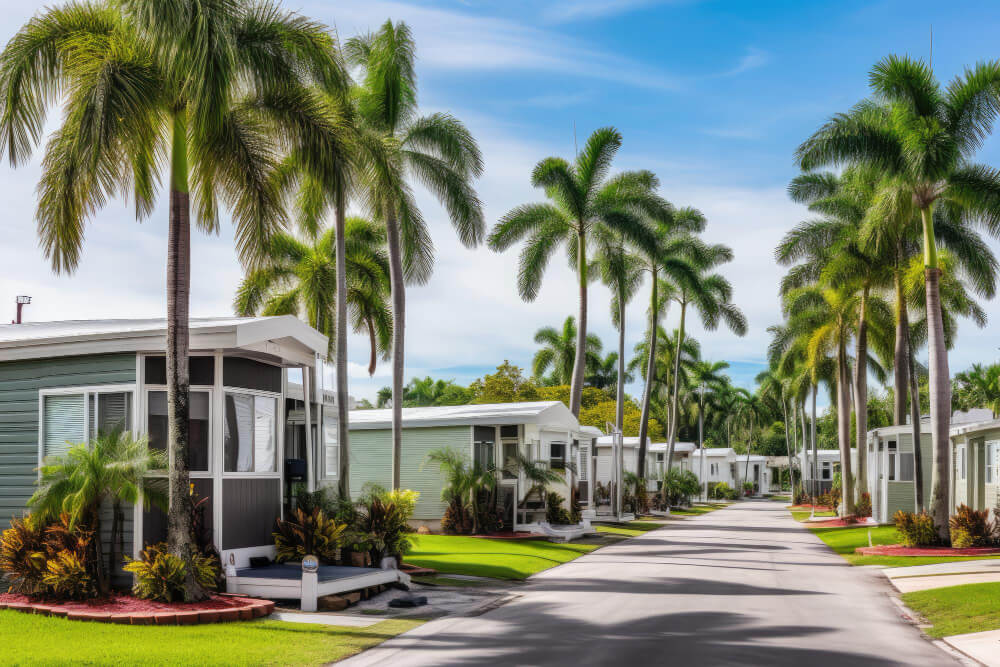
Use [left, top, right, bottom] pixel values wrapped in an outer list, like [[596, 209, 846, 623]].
[[142, 478, 214, 547], [223, 478, 281, 550]]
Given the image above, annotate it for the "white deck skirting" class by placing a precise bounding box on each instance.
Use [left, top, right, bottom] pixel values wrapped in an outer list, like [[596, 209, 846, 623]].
[[227, 565, 411, 612]]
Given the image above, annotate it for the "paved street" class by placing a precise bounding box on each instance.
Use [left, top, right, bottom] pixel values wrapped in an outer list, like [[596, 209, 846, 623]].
[[342, 501, 955, 666]]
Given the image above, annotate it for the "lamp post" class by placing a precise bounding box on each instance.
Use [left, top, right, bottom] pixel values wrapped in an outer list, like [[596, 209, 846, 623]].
[[13, 296, 30, 324]]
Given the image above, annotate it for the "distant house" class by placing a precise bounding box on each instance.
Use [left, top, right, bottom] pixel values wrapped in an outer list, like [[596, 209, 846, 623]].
[[0, 316, 336, 574], [800, 449, 842, 496], [347, 401, 600, 531], [948, 416, 1000, 518]]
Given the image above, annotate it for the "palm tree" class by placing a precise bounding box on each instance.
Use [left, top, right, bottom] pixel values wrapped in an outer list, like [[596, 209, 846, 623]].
[[796, 55, 1000, 538], [735, 392, 766, 492], [490, 131, 665, 418], [755, 366, 794, 491], [954, 363, 1000, 418], [235, 217, 391, 496], [532, 316, 602, 387], [425, 448, 496, 534], [506, 452, 564, 510], [30, 430, 167, 596], [594, 223, 644, 426], [348, 21, 485, 490], [633, 209, 708, 474], [586, 352, 632, 393], [0, 0, 339, 600], [693, 360, 731, 489], [662, 240, 747, 477]]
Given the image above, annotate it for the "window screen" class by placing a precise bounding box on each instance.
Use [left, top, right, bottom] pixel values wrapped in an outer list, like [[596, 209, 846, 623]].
[[473, 426, 495, 470], [43, 394, 85, 459], [888, 442, 897, 481], [324, 415, 339, 478], [224, 393, 277, 473], [89, 392, 132, 438], [148, 390, 210, 471], [550, 443, 566, 470]]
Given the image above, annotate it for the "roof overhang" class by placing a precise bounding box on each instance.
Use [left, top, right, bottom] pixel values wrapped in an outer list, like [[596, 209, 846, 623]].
[[347, 401, 581, 431], [0, 316, 327, 367]]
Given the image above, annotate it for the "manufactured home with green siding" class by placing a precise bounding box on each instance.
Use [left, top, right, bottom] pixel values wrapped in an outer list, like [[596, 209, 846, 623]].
[[0, 316, 334, 575], [348, 402, 601, 530], [866, 424, 932, 524], [949, 417, 1000, 517]]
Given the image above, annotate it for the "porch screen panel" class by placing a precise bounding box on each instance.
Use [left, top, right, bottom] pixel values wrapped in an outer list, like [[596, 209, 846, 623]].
[[148, 391, 210, 471], [43, 394, 85, 459], [324, 414, 339, 478], [253, 397, 276, 473], [898, 453, 914, 482], [223, 478, 280, 549], [91, 392, 131, 437], [224, 394, 254, 472]]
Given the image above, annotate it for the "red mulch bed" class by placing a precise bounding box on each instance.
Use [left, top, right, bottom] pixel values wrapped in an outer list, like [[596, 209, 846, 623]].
[[855, 544, 1000, 557], [400, 563, 438, 576], [0, 592, 274, 624], [789, 504, 834, 511], [808, 517, 872, 527]]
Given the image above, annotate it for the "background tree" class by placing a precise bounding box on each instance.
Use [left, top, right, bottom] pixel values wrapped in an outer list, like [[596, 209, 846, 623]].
[[489, 131, 664, 417], [349, 20, 485, 490], [532, 316, 602, 387]]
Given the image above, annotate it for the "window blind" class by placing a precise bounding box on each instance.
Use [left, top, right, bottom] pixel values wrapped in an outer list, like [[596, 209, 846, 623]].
[[43, 394, 85, 459]]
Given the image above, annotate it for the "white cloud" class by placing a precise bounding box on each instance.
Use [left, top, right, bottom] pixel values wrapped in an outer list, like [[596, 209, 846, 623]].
[[720, 47, 771, 77]]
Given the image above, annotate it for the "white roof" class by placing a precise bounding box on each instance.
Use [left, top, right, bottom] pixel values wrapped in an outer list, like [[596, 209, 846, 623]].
[[595, 435, 649, 448], [580, 425, 604, 437], [348, 401, 580, 431], [801, 449, 840, 460], [648, 442, 696, 454], [733, 453, 768, 462], [691, 447, 736, 458], [0, 316, 327, 366]]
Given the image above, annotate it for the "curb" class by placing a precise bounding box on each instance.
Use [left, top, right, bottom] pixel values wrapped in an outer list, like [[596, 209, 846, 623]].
[[0, 598, 274, 625]]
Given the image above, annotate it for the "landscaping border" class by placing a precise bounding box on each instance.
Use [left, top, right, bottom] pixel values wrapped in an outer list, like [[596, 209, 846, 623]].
[[856, 545, 1000, 557], [0, 596, 274, 625]]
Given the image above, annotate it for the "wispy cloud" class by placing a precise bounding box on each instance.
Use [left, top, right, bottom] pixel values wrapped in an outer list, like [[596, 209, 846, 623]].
[[314, 0, 686, 91], [539, 0, 680, 24], [720, 47, 771, 77]]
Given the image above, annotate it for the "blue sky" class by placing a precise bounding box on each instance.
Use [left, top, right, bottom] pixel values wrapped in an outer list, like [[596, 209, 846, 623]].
[[3, 0, 1000, 405]]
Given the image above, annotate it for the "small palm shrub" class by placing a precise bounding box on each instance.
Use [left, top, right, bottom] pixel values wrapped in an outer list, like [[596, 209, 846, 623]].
[[123, 543, 218, 603], [662, 469, 700, 507], [441, 499, 473, 535], [273, 508, 347, 564], [894, 510, 939, 547], [793, 484, 808, 505], [855, 493, 872, 518], [545, 492, 572, 525], [708, 482, 738, 501], [949, 505, 991, 548]]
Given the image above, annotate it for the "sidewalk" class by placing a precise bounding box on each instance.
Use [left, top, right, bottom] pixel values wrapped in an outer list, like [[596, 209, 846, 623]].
[[883, 559, 1000, 594], [945, 630, 1000, 667]]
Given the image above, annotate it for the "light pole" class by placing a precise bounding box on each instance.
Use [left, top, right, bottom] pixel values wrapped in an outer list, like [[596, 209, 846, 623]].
[[13, 296, 30, 324]]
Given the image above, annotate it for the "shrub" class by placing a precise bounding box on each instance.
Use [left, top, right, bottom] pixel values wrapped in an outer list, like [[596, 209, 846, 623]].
[[358, 490, 417, 562], [123, 543, 218, 603], [708, 482, 738, 501], [793, 484, 808, 506], [545, 492, 572, 525], [894, 510, 939, 547], [662, 469, 700, 507], [441, 499, 473, 535], [855, 493, 872, 518], [273, 508, 347, 564], [0, 514, 97, 599], [950, 505, 991, 548]]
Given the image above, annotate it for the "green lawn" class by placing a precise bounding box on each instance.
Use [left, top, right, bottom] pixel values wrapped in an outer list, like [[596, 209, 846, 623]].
[[595, 520, 666, 537], [0, 610, 420, 666], [806, 524, 1000, 567], [902, 583, 1000, 638], [404, 534, 596, 580], [670, 503, 729, 516], [790, 510, 837, 522]]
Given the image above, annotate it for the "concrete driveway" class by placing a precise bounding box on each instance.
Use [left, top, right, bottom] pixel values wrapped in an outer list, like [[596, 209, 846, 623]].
[[341, 500, 954, 666]]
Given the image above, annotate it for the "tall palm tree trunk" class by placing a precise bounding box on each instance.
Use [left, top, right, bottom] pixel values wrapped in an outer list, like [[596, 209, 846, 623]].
[[782, 397, 792, 494], [854, 290, 868, 498], [811, 384, 818, 500], [893, 262, 909, 425], [165, 109, 203, 602], [921, 205, 950, 541], [386, 210, 405, 490], [907, 325, 924, 510], [334, 198, 350, 498], [616, 296, 625, 432], [665, 300, 687, 475], [837, 341, 854, 515], [637, 267, 658, 476], [569, 229, 588, 417]]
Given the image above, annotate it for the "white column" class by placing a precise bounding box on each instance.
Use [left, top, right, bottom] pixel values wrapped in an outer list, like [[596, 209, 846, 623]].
[[303, 365, 314, 492]]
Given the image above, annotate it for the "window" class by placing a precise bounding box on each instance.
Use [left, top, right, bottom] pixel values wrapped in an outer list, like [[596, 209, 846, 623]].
[[473, 426, 495, 470], [224, 393, 277, 473], [42, 389, 134, 460], [503, 441, 519, 479], [988, 441, 1000, 484], [958, 445, 967, 481], [148, 390, 210, 472], [578, 445, 589, 481], [656, 453, 665, 462], [324, 415, 339, 479], [710, 463, 718, 476], [888, 441, 897, 481], [898, 453, 915, 482], [550, 442, 566, 470], [43, 394, 85, 459], [821, 461, 832, 481]]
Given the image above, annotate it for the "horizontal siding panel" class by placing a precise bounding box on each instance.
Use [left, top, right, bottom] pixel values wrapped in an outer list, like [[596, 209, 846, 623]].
[[0, 354, 136, 527], [349, 430, 393, 498], [886, 481, 915, 518], [400, 426, 469, 520]]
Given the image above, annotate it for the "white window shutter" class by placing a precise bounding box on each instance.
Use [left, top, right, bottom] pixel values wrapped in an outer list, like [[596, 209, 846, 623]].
[[43, 394, 86, 459]]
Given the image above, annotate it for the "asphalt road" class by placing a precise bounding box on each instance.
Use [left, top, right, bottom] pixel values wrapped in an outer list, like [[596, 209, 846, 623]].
[[341, 500, 956, 666]]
